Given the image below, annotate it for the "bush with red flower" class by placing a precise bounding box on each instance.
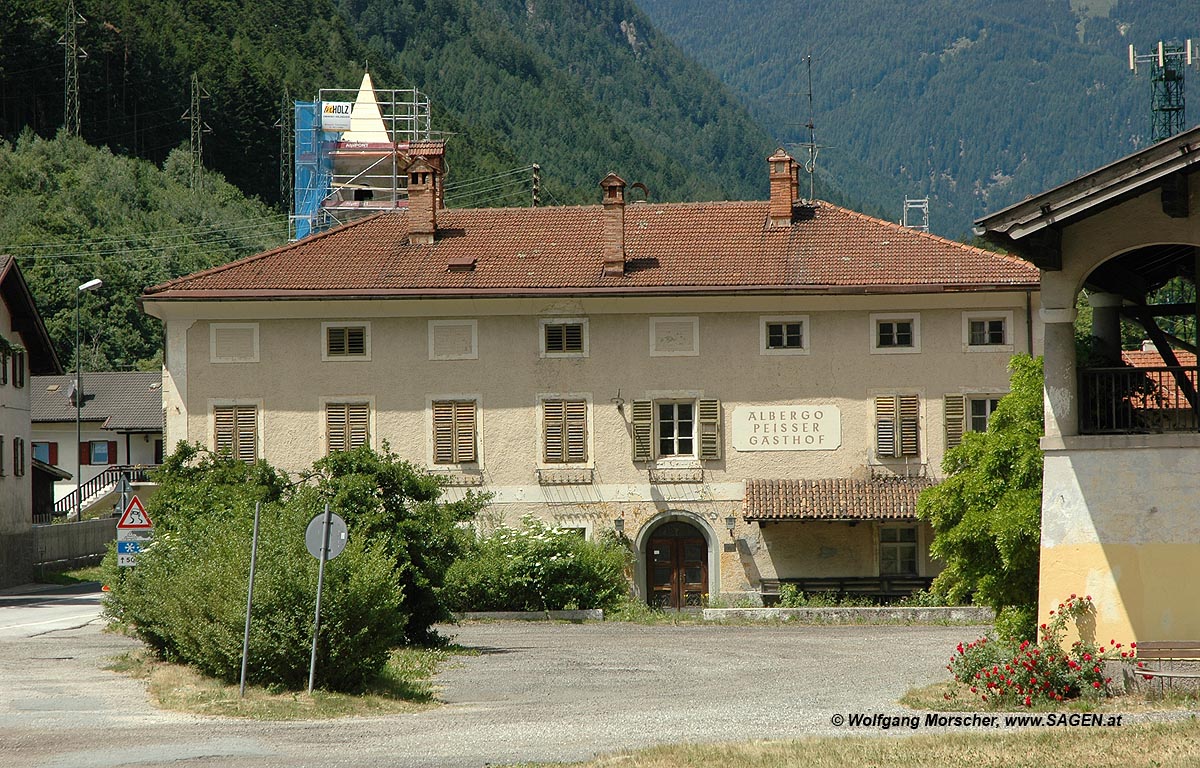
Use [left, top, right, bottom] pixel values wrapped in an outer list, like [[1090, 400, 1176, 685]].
[[947, 594, 1135, 707]]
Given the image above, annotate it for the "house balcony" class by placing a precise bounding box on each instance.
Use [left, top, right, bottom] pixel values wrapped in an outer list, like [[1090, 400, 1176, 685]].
[[1078, 365, 1199, 435]]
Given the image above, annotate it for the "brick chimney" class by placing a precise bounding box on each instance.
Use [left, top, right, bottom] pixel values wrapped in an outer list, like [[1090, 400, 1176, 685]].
[[768, 149, 799, 228], [600, 172, 626, 276], [408, 159, 438, 245]]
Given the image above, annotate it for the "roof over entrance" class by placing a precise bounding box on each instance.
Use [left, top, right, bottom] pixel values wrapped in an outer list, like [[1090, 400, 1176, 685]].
[[743, 477, 932, 522]]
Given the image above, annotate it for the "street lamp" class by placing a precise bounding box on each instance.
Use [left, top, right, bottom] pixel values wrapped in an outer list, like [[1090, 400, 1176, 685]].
[[75, 278, 102, 520]]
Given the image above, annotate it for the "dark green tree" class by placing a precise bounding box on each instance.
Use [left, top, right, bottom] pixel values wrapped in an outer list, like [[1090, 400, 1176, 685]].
[[918, 355, 1044, 632]]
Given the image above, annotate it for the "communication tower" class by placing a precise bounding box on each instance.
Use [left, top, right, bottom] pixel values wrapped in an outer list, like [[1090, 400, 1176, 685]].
[[1129, 40, 1196, 142], [58, 0, 87, 136], [292, 73, 440, 240]]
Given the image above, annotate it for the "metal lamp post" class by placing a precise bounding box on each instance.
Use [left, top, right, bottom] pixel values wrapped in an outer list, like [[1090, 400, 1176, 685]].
[[75, 278, 102, 519]]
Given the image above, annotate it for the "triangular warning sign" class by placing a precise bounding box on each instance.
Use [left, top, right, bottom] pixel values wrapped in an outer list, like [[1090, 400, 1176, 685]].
[[117, 496, 153, 529]]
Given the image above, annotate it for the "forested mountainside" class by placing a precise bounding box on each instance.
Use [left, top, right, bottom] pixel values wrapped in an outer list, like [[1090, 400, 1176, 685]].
[[638, 0, 1189, 237], [1, 0, 779, 209], [0, 134, 284, 370]]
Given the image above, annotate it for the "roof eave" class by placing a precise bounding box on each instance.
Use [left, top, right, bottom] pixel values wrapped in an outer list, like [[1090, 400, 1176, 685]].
[[974, 126, 1200, 244]]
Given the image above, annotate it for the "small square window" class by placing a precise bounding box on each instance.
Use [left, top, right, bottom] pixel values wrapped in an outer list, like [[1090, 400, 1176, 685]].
[[326, 325, 369, 358], [89, 441, 110, 465], [545, 323, 585, 354], [31, 442, 51, 464], [767, 322, 802, 349], [969, 319, 1006, 346], [878, 321, 913, 348], [969, 397, 1002, 433]]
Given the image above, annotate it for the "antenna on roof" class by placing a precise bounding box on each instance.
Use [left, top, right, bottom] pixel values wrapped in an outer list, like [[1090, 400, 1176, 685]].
[[800, 53, 818, 203], [1129, 39, 1198, 142]]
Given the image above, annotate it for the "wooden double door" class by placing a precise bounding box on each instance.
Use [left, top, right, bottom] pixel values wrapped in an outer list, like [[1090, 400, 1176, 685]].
[[648, 521, 708, 609]]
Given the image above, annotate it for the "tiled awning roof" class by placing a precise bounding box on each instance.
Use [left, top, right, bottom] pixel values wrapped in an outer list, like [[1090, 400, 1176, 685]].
[[744, 477, 933, 522]]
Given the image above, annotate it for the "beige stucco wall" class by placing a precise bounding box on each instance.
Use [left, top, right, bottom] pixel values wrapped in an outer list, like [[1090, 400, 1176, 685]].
[[148, 290, 1039, 597], [0, 297, 32, 535], [1035, 171, 1200, 641]]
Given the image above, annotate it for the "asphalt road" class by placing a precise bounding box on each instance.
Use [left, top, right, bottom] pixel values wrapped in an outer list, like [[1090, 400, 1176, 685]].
[[0, 585, 991, 767]]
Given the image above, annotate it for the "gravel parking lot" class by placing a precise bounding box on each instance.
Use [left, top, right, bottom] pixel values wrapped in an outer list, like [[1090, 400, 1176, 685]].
[[0, 597, 985, 768]]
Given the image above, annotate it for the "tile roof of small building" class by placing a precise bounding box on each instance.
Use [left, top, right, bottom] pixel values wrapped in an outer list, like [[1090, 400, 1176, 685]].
[[1121, 349, 1198, 368], [144, 200, 1038, 299], [31, 372, 163, 432], [743, 477, 933, 522]]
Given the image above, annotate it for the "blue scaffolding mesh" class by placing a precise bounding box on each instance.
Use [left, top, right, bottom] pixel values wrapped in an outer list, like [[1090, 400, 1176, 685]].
[[292, 101, 332, 240]]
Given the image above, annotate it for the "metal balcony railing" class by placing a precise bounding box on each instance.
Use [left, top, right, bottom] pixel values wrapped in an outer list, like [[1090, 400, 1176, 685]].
[[1079, 365, 1200, 434]]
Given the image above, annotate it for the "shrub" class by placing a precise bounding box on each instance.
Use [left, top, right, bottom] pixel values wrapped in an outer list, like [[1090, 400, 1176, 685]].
[[947, 595, 1132, 707], [442, 516, 630, 612], [103, 443, 482, 690], [103, 500, 406, 692]]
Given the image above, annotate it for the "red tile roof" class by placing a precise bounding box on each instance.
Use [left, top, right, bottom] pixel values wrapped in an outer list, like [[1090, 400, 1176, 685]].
[[1121, 349, 1198, 368], [144, 200, 1038, 299], [743, 477, 933, 522]]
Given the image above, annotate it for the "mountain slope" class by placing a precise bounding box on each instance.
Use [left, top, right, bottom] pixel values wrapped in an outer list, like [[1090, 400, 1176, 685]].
[[638, 0, 1189, 236]]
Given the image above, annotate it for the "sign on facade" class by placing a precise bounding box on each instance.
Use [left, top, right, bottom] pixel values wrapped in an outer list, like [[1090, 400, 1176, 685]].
[[321, 102, 353, 131], [731, 405, 841, 451]]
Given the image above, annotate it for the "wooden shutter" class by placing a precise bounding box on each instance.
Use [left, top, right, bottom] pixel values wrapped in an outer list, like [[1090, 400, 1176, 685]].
[[107, 440, 118, 465], [875, 396, 897, 458], [432, 401, 455, 463], [454, 401, 476, 462], [545, 324, 564, 353], [347, 403, 369, 449], [327, 327, 347, 356], [48, 442, 58, 466], [565, 400, 587, 462], [0, 436, 5, 476], [899, 395, 920, 457], [327, 404, 348, 453], [564, 324, 583, 352], [0, 351, 7, 385], [543, 400, 565, 462], [214, 407, 235, 456], [944, 394, 965, 450], [80, 441, 91, 466], [234, 406, 257, 462], [631, 399, 653, 461], [346, 327, 366, 356], [14, 351, 25, 388], [698, 398, 722, 460]]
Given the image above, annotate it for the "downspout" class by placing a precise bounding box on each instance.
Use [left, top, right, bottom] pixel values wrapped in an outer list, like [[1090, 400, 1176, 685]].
[[1025, 290, 1034, 354]]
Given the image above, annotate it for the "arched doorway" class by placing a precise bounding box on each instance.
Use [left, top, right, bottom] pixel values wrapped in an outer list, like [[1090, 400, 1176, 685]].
[[646, 521, 708, 609]]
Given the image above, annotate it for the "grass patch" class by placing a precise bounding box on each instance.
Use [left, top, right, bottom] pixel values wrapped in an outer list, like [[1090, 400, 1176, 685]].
[[36, 565, 106, 586], [510, 718, 1200, 768], [106, 644, 473, 720], [904, 680, 1200, 713]]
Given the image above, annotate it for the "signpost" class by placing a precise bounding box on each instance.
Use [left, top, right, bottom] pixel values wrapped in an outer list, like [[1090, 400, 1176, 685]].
[[306, 505, 348, 693], [116, 495, 153, 567]]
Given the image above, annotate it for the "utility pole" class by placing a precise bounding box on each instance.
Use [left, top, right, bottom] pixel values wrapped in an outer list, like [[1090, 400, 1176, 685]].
[[275, 88, 294, 214], [181, 73, 211, 191], [58, 0, 87, 136]]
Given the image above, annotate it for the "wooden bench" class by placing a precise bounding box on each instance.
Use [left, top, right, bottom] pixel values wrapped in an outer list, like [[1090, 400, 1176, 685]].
[[759, 576, 934, 604], [1135, 641, 1200, 681]]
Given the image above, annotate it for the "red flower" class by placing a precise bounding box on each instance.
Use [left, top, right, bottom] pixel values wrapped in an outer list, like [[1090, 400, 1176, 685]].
[[1093, 681, 1102, 689]]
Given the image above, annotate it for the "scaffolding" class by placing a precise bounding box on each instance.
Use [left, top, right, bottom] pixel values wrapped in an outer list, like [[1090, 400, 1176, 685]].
[[292, 74, 436, 240]]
